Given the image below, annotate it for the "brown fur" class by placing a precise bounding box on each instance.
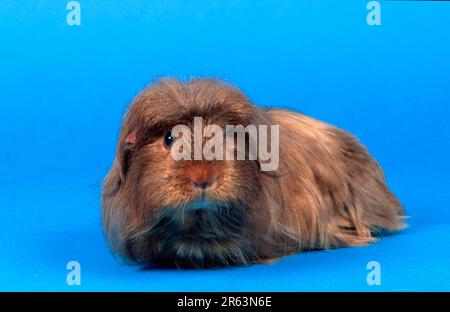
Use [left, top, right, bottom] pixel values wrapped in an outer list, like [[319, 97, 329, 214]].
[[101, 78, 405, 268]]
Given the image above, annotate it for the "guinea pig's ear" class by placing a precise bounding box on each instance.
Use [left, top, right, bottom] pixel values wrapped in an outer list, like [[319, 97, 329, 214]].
[[105, 129, 138, 195], [125, 130, 137, 145], [116, 129, 138, 180]]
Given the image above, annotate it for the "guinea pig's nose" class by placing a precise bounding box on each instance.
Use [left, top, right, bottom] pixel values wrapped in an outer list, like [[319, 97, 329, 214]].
[[187, 169, 216, 189], [190, 176, 215, 189]]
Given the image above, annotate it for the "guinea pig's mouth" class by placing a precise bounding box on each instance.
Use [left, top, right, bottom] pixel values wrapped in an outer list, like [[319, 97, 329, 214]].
[[185, 198, 213, 211], [161, 197, 223, 215]]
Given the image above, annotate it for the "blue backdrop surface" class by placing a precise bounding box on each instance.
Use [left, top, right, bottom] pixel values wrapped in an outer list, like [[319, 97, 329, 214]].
[[0, 0, 449, 291]]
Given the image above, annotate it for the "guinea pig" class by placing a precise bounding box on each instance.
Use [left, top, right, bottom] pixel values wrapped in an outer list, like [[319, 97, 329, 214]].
[[101, 78, 405, 268]]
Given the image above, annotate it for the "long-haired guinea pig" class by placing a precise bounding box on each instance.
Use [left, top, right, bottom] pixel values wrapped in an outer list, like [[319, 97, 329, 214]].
[[101, 78, 405, 268]]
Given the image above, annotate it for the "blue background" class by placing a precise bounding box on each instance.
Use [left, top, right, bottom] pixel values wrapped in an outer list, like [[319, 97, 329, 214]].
[[1, 0, 449, 291]]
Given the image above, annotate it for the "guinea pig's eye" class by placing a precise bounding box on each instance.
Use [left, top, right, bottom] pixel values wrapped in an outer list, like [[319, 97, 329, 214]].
[[163, 130, 175, 148]]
